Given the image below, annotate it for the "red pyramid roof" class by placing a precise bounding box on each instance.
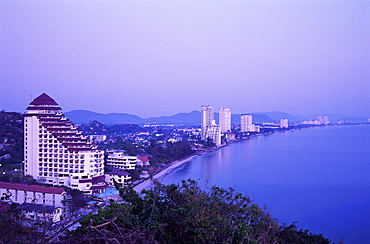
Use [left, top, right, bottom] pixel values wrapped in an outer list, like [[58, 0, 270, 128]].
[[30, 93, 58, 105]]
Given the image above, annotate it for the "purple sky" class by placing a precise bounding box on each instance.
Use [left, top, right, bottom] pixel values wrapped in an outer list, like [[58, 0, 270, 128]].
[[1, 1, 369, 118]]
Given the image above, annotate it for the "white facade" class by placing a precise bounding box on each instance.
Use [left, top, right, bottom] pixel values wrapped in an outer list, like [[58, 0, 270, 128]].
[[205, 120, 222, 146], [89, 135, 107, 143], [201, 105, 214, 140], [18, 203, 64, 223], [105, 167, 132, 186], [0, 182, 66, 222], [280, 119, 289, 128], [219, 108, 231, 133], [317, 116, 329, 125], [241, 114, 257, 132], [23, 93, 105, 194], [300, 120, 321, 125], [106, 151, 137, 170], [0, 182, 66, 207]]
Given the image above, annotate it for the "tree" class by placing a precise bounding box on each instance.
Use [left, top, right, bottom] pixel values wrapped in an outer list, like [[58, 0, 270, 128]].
[[64, 180, 332, 244]]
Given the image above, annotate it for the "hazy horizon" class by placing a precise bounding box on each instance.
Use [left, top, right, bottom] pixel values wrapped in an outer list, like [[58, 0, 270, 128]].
[[1, 1, 369, 118]]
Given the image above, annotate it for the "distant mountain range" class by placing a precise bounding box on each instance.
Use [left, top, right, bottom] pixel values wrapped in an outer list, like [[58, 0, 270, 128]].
[[65, 110, 369, 125], [64, 110, 293, 125]]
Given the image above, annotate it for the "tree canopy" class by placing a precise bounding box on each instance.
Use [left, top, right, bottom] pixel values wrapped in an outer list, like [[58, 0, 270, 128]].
[[65, 180, 332, 244]]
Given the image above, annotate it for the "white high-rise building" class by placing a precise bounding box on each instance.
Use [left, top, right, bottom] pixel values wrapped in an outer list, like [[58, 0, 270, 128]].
[[317, 116, 329, 125], [280, 119, 289, 128], [23, 93, 105, 194], [201, 105, 214, 140], [219, 108, 231, 133], [241, 114, 256, 132], [205, 120, 222, 146]]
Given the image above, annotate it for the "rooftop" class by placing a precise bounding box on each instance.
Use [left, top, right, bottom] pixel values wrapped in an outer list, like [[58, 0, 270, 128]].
[[0, 182, 65, 194], [17, 203, 57, 214], [29, 93, 58, 106], [106, 167, 130, 176]]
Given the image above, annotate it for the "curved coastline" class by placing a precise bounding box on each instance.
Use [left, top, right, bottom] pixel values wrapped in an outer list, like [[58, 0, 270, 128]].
[[133, 154, 198, 192], [132, 127, 312, 192], [133, 124, 356, 193]]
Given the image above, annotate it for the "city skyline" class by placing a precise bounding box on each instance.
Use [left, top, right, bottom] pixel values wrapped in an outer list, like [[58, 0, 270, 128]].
[[1, 1, 369, 118]]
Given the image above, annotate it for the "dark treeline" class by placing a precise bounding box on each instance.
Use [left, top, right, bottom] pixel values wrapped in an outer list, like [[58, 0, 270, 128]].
[[63, 180, 332, 244], [0, 111, 24, 169]]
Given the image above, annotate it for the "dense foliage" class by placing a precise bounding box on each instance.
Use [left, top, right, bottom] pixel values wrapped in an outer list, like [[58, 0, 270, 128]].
[[145, 140, 193, 165], [65, 180, 332, 244], [0, 111, 24, 169], [0, 203, 51, 243], [78, 121, 146, 136]]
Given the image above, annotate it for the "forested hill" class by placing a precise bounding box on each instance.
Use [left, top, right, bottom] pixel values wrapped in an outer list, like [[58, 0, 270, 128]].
[[0, 111, 24, 169]]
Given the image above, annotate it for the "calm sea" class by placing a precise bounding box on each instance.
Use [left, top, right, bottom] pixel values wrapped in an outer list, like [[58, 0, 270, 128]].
[[161, 125, 370, 244]]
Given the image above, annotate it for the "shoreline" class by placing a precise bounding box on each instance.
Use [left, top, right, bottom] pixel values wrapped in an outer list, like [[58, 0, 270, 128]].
[[131, 124, 348, 193], [102, 124, 349, 198], [133, 154, 198, 192], [132, 137, 256, 193]]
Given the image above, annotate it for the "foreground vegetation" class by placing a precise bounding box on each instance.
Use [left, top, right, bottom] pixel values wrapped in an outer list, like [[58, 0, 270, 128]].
[[64, 180, 332, 244]]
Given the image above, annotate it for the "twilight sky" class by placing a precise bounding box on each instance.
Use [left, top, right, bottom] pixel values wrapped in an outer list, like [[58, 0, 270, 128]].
[[1, 0, 369, 118]]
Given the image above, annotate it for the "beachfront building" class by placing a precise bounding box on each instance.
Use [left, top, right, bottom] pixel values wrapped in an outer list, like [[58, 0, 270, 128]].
[[280, 119, 289, 128], [300, 119, 321, 125], [205, 120, 222, 146], [225, 133, 236, 141], [105, 167, 132, 186], [219, 108, 231, 133], [241, 114, 259, 132], [0, 182, 66, 222], [23, 93, 105, 194], [106, 151, 137, 170], [317, 116, 330, 125], [137, 156, 150, 166], [201, 105, 214, 140]]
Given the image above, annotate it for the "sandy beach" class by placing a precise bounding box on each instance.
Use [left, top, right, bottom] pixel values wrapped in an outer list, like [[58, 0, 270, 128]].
[[133, 155, 197, 192]]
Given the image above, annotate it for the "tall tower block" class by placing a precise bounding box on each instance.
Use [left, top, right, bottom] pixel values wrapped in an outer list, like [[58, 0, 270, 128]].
[[241, 114, 253, 132], [23, 93, 105, 194], [201, 105, 214, 140], [219, 108, 231, 133]]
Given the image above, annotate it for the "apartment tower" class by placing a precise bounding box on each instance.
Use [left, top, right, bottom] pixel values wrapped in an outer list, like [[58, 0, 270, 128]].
[[23, 93, 105, 194], [219, 108, 231, 133], [241, 114, 253, 132], [205, 120, 222, 146], [280, 119, 289, 128], [201, 105, 214, 140]]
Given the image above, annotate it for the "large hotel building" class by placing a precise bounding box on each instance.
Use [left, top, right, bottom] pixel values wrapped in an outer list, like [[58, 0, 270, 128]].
[[23, 93, 105, 194]]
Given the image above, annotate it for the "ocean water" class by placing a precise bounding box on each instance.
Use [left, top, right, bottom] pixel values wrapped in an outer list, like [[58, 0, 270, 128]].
[[161, 125, 370, 244]]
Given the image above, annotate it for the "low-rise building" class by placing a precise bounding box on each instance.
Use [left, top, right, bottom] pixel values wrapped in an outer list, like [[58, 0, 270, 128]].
[[225, 133, 236, 141], [105, 167, 131, 186], [17, 203, 64, 223], [89, 135, 107, 143], [0, 182, 66, 222], [106, 151, 137, 170], [137, 156, 150, 166]]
